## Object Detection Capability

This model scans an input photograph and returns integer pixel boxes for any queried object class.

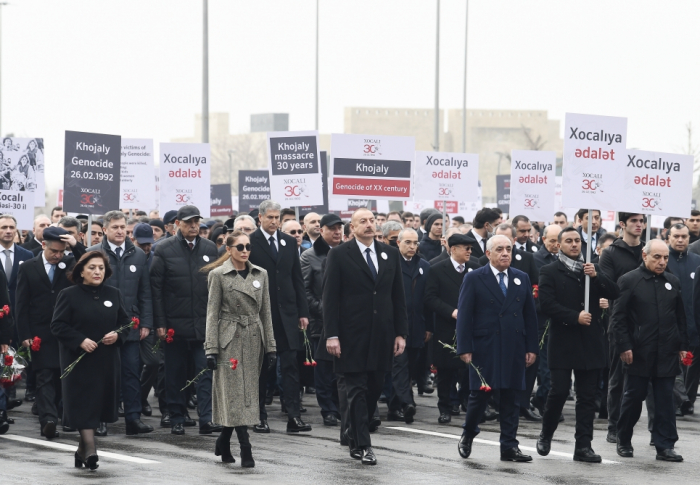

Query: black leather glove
[206,354,217,371]
[265,352,277,371]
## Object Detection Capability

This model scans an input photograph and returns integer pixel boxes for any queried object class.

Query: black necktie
[269,236,278,261]
[188,242,194,251]
[115,247,122,260]
[365,248,377,280]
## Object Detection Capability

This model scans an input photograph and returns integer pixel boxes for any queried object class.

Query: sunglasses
[287,230,303,235]
[228,243,251,252]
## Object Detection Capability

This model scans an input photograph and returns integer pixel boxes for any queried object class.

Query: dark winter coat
[300,236,332,339]
[400,256,431,349]
[665,248,700,347]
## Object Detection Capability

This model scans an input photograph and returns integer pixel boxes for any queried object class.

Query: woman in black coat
[51,251,130,471]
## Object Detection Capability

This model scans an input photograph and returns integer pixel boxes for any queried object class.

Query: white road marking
[0,434,160,464]
[387,427,619,464]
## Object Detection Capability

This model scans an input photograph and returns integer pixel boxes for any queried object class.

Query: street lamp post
[202,0,209,144]
[462,0,469,153]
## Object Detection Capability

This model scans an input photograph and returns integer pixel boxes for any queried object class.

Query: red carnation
[167,329,175,338]
[484,386,492,393]
[131,317,140,329]
[3,305,9,314]
[532,285,539,299]
[230,358,238,370]
[31,337,42,352]
[311,361,317,367]
[682,351,694,366]
[3,355,12,366]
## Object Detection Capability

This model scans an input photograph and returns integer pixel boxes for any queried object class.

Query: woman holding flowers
[51,251,131,471]
[203,230,276,468]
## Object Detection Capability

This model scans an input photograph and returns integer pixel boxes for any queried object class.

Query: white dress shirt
[473,232,485,253]
[580,230,596,250]
[42,253,54,276]
[108,240,126,255]
[489,264,508,288]
[356,239,379,273]
[264,230,278,251]
[1,244,14,275]
[450,256,465,273]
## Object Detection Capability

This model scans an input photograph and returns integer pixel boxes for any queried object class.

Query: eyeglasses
[286,230,303,235]
[228,243,251,252]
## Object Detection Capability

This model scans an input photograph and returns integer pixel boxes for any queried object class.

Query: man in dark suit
[21,214,51,255]
[456,234,538,462]
[512,215,539,253]
[576,209,604,264]
[466,208,500,259]
[282,219,308,257]
[533,224,561,272]
[323,208,408,465]
[0,215,35,308]
[249,200,310,434]
[425,234,479,423]
[16,227,83,440]
[536,227,619,463]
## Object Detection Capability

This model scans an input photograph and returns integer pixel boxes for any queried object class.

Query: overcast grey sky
[4,0,699,190]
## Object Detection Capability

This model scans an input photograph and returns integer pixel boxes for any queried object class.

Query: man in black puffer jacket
[150,205,221,436]
[418,213,444,261]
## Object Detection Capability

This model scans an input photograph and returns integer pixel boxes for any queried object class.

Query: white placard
[0,189,33,229]
[267,131,324,207]
[562,113,627,210]
[509,150,556,221]
[403,199,433,214]
[159,143,211,217]
[413,151,479,204]
[460,181,482,223]
[330,134,414,200]
[554,176,577,222]
[120,139,155,210]
[621,150,693,217]
[0,137,44,207]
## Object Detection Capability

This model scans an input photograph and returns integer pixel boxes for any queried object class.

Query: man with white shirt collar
[88,210,153,437]
[576,209,603,263]
[511,215,538,253]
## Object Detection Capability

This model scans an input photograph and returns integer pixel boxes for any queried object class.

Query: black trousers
[164,339,211,425]
[436,366,468,414]
[519,358,539,412]
[314,358,339,418]
[541,368,599,448]
[35,368,61,426]
[607,342,624,433]
[389,347,420,412]
[120,341,142,423]
[259,349,300,420]
[343,371,383,449]
[140,334,166,413]
[337,373,349,442]
[462,388,520,451]
[684,346,700,404]
[618,374,677,450]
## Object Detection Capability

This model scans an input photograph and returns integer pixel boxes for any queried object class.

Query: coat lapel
[556,260,581,282]
[444,260,465,287]
[480,266,505,303]
[254,228,277,264]
[346,240,375,283]
[373,241,387,286]
[33,257,52,289]
[503,267,521,310]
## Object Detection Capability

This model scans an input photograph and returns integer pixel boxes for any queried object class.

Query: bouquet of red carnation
[31,337,42,352]
[302,329,317,367]
[532,285,539,299]
[0,305,10,319]
[151,328,174,353]
[469,362,492,393]
[230,358,238,370]
[17,336,41,362]
[1,348,27,389]
[682,351,694,366]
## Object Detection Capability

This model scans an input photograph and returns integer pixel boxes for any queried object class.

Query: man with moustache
[456,235,538,462]
[323,208,407,465]
[512,215,539,253]
[536,227,619,463]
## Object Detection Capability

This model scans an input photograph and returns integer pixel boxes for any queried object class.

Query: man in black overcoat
[424,234,478,423]
[611,240,689,462]
[248,200,310,434]
[323,208,408,465]
[16,227,83,439]
[535,227,619,463]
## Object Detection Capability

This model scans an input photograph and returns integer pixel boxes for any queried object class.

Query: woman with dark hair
[51,251,131,471]
[203,230,276,467]
[208,223,225,249]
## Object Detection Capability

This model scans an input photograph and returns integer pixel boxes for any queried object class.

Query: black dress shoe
[0,411,9,435]
[95,422,108,437]
[171,423,185,435]
[606,430,616,443]
[7,399,22,410]
[656,448,683,462]
[142,402,152,417]
[403,404,416,424]
[361,447,377,465]
[530,396,544,415]
[483,408,498,421]
[501,447,532,462]
[387,410,405,421]
[574,446,601,463]
[183,414,197,427]
[306,387,316,395]
[323,414,338,426]
[118,403,125,417]
[458,434,473,458]
[199,422,223,434]
[649,439,655,447]
[187,396,196,410]
[24,389,36,402]
[41,421,58,439]
[438,412,452,424]
[520,408,542,422]
[378,394,388,404]
[536,433,551,456]
[126,420,154,435]
[287,417,312,433]
[31,402,38,415]
[681,402,694,415]
[300,404,307,413]
[62,425,76,432]
[344,429,361,459]
[419,386,434,395]
[369,417,381,432]
[616,442,633,458]
[160,412,171,428]
[253,420,270,433]
[450,404,461,416]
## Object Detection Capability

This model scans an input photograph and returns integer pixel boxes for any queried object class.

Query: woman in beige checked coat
[203,230,276,468]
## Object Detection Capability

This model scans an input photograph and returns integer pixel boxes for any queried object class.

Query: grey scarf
[559,251,584,273]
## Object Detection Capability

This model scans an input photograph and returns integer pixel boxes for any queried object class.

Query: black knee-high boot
[215,427,235,463]
[235,426,255,468]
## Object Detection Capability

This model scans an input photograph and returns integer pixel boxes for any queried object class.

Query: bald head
[303,212,321,240]
[542,224,562,254]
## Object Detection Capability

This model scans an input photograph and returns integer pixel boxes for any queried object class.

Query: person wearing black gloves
[203,230,276,468]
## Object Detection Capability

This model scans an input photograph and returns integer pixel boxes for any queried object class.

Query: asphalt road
[1,386,698,484]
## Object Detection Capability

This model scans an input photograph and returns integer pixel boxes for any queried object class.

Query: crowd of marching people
[0,201,698,469]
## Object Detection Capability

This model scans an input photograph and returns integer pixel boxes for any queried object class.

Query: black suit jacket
[533,247,558,272]
[21,238,41,254]
[516,240,539,254]
[322,239,408,373]
[466,229,487,259]
[248,228,309,352]
[478,247,538,285]
[16,253,76,369]
[3,243,34,308]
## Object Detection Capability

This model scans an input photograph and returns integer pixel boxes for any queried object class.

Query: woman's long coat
[204,259,276,427]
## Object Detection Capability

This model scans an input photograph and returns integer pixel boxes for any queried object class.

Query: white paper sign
[0,189,33,229]
[459,181,482,223]
[413,151,479,204]
[621,150,693,217]
[120,139,155,210]
[562,113,627,210]
[159,143,211,217]
[0,137,44,207]
[509,150,556,221]
[554,176,577,222]
[267,131,324,207]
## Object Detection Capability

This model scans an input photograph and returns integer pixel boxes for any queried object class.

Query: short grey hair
[495,223,516,239]
[382,221,403,237]
[234,214,256,227]
[0,214,17,226]
[103,210,127,226]
[58,216,82,232]
[397,228,418,241]
[259,200,281,215]
[644,238,667,255]
[486,234,512,252]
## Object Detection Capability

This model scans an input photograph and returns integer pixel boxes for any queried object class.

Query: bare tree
[521,124,547,151]
[209,134,267,194]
